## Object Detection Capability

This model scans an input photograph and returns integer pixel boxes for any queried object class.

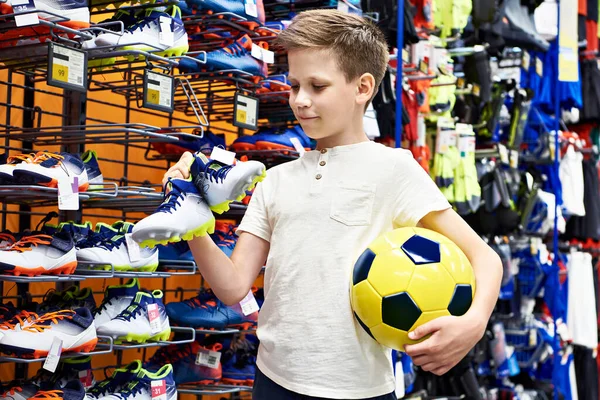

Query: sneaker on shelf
[96,290,171,344]
[178,34,267,78]
[0,308,97,358]
[186,0,265,26]
[166,289,258,330]
[55,356,96,390]
[76,221,159,272]
[0,232,77,277]
[0,152,36,184]
[221,335,257,386]
[56,221,93,249]
[85,360,142,400]
[0,231,16,249]
[169,341,223,385]
[82,9,139,50]
[81,150,104,190]
[29,380,86,400]
[257,73,291,94]
[94,6,189,58]
[0,0,90,48]
[131,177,215,248]
[98,364,177,400]
[255,125,314,151]
[229,129,275,152]
[156,241,194,262]
[93,278,140,328]
[0,302,18,323]
[210,220,237,257]
[11,151,89,192]
[151,131,226,158]
[191,152,266,214]
[0,382,41,400]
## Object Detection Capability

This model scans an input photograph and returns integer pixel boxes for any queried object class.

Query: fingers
[408,319,442,341]
[162,152,195,186]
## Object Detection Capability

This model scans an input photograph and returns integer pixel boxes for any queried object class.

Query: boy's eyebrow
[287,75,330,82]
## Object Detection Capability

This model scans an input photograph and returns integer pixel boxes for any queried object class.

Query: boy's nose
[293,90,311,108]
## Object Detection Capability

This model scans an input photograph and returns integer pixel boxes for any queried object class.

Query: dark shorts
[252,368,397,400]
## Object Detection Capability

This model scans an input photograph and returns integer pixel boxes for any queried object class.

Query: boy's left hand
[403,312,485,376]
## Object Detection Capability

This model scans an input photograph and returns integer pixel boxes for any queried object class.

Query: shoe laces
[222,42,246,57]
[201,160,233,184]
[116,380,143,398]
[5,152,36,165]
[29,389,64,399]
[156,178,187,214]
[24,310,75,332]
[0,310,40,330]
[31,151,64,164]
[6,234,52,253]
[115,301,144,322]
[1,386,22,397]
[94,296,115,316]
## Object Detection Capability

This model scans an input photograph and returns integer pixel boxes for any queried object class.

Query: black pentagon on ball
[401,235,441,265]
[353,248,376,285]
[354,312,376,340]
[382,292,421,331]
[448,284,473,316]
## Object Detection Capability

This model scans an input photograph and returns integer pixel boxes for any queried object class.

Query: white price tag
[261,48,275,64]
[195,348,222,369]
[58,176,79,211]
[51,45,86,88]
[337,0,349,13]
[151,380,166,400]
[239,290,260,316]
[43,337,63,372]
[536,57,543,77]
[12,0,38,26]
[251,43,263,61]
[158,16,174,47]
[147,303,162,334]
[245,0,258,17]
[435,130,456,154]
[145,71,173,110]
[125,233,141,262]
[522,51,530,70]
[498,144,509,165]
[289,137,306,157]
[234,93,258,129]
[210,147,236,166]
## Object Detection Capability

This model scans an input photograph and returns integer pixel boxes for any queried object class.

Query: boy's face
[288,49,360,140]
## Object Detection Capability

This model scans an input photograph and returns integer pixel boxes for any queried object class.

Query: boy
[163,10,502,399]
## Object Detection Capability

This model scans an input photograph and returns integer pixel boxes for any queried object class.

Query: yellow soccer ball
[350,227,476,351]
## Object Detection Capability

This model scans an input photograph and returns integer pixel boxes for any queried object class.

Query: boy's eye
[312,85,325,90]
[291,85,299,91]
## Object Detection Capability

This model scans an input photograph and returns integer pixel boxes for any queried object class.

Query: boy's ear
[356,73,376,105]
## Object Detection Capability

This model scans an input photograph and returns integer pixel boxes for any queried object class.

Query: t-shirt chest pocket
[330,181,376,226]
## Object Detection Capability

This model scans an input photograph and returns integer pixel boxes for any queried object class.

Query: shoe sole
[221,377,254,386]
[137,217,216,249]
[209,168,266,214]
[2,260,78,277]
[229,143,257,152]
[121,44,189,61]
[0,20,90,48]
[255,141,311,152]
[0,337,97,358]
[12,171,89,192]
[112,263,159,272]
[114,328,171,344]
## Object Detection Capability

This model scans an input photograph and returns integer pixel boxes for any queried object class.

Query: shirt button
[316,174,322,180]
[319,161,326,166]
[320,149,327,154]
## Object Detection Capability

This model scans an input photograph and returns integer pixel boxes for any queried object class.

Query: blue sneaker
[255,125,314,151]
[229,128,277,152]
[81,150,103,190]
[99,365,177,400]
[186,0,265,25]
[221,335,257,386]
[151,131,226,157]
[56,221,93,248]
[85,361,142,400]
[158,341,223,384]
[30,380,85,400]
[157,241,194,262]
[93,278,140,328]
[166,289,258,330]
[179,34,266,77]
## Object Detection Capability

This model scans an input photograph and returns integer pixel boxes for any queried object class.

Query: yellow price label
[236,109,247,124]
[402,48,409,64]
[52,64,69,83]
[419,60,428,74]
[457,77,465,89]
[472,84,480,97]
[147,89,160,105]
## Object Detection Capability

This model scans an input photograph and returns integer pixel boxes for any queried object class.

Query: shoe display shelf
[177,383,253,396]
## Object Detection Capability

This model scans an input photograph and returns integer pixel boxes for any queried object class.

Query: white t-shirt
[567,251,598,349]
[237,141,451,398]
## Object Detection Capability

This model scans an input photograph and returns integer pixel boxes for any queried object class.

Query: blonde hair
[276,9,390,99]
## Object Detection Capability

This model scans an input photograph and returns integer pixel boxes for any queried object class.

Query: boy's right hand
[162,151,195,186]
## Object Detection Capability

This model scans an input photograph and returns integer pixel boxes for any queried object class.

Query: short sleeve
[236,177,272,242]
[392,150,451,227]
